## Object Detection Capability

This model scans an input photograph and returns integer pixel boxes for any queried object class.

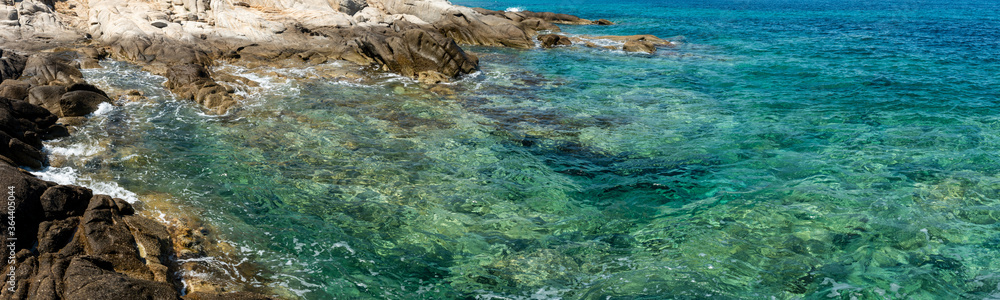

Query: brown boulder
[354,27,479,81]
[0,79,29,100]
[594,19,614,25]
[623,39,657,54]
[519,18,561,32]
[433,12,535,48]
[58,90,111,117]
[21,54,84,86]
[27,85,67,113]
[538,34,572,48]
[164,63,236,114]
[0,49,26,83]
[519,11,593,25]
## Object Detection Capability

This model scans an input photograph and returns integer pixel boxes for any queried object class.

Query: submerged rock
[0,52,272,299]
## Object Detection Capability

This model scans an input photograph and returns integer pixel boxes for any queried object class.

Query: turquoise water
[38,0,1000,298]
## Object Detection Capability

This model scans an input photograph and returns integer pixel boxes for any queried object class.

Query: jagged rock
[623,39,656,54]
[21,54,84,86]
[538,34,571,48]
[432,11,535,48]
[0,162,55,247]
[58,90,111,117]
[39,185,93,220]
[63,256,179,300]
[352,26,480,81]
[338,0,368,15]
[164,63,236,114]
[0,49,27,83]
[0,97,59,168]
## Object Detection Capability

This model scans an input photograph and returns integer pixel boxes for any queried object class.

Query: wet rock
[594,19,614,25]
[537,34,572,48]
[58,90,111,117]
[183,291,277,300]
[164,63,236,114]
[623,39,656,54]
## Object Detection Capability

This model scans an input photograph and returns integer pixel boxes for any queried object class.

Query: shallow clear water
[35,0,1000,298]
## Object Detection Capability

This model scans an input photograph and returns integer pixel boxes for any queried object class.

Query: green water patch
[47,10,1000,297]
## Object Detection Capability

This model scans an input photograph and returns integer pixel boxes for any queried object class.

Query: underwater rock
[1,84,271,299]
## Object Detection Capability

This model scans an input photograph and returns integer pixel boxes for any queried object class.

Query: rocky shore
[0,0,673,298]
[2,0,674,113]
[1,49,274,299]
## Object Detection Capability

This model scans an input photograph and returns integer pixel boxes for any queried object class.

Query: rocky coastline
[0,0,673,298]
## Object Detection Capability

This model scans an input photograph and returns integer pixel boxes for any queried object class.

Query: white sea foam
[505,7,524,12]
[91,102,116,116]
[31,166,140,203]
[45,143,104,157]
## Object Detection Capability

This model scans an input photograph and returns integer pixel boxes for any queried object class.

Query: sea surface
[32,0,1000,298]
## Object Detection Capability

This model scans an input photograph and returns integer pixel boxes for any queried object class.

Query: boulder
[518,11,593,25]
[623,39,656,54]
[0,79,30,100]
[63,256,180,300]
[27,85,67,112]
[0,49,26,83]
[58,90,111,117]
[594,19,614,25]
[432,11,535,48]
[519,18,560,32]
[164,63,237,114]
[538,34,572,48]
[353,26,480,81]
[39,185,93,220]
[21,54,84,86]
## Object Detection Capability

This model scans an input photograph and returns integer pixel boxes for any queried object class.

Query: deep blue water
[37,0,1000,298]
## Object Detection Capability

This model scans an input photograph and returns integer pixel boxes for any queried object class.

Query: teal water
[36,0,1000,298]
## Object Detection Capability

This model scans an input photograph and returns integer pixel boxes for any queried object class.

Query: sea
[30,0,1000,298]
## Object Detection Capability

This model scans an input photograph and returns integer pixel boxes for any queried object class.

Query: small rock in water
[594,19,614,25]
[623,39,656,54]
[538,34,572,48]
